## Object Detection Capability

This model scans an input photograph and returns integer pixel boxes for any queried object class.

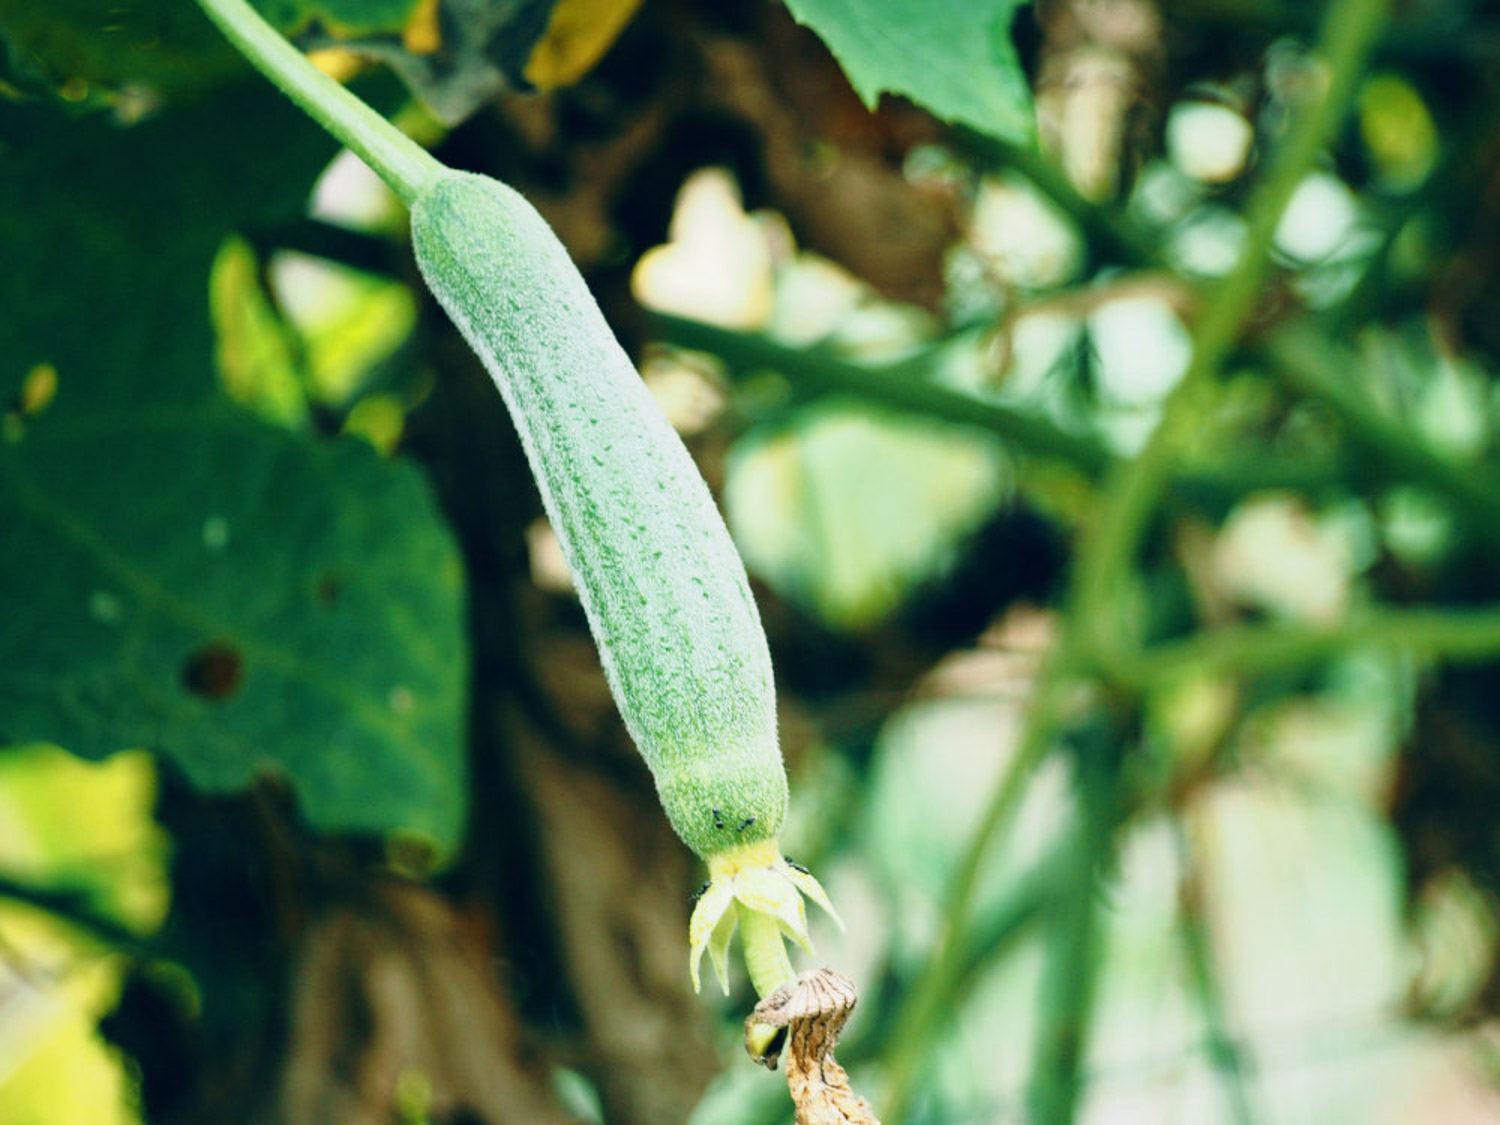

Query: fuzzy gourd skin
[411,171,787,860]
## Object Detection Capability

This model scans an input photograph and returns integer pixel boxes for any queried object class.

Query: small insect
[736,816,756,833]
[712,807,725,830]
[785,858,811,875]
[691,880,711,905]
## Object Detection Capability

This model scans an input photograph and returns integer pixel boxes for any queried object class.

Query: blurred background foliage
[5,0,1500,1123]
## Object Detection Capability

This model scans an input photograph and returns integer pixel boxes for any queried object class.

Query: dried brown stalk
[744,969,880,1125]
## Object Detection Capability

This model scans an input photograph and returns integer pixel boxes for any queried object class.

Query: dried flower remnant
[744,969,879,1125]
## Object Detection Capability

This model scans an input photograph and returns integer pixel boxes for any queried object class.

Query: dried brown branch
[746,969,880,1125]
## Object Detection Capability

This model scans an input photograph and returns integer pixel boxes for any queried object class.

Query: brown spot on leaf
[182,642,245,700]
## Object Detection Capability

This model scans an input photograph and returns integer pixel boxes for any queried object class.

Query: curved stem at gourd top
[193,0,443,205]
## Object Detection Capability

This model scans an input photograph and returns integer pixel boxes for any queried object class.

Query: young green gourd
[195,0,837,1003]
[412,172,782,863]
[412,172,839,997]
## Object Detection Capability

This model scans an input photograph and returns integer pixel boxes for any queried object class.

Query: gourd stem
[739,904,796,999]
[193,0,443,205]
[740,905,797,1062]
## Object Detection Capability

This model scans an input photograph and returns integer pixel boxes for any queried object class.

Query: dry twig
[745,969,879,1125]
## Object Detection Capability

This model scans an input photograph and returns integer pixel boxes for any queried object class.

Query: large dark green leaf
[783,0,1035,144]
[0,87,341,407]
[0,402,467,846]
[0,0,420,96]
[0,85,469,849]
[0,0,235,96]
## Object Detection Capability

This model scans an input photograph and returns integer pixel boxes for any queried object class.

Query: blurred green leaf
[255,0,419,35]
[0,86,468,848]
[0,0,419,99]
[0,87,340,408]
[0,0,236,96]
[726,406,1007,630]
[0,746,167,930]
[0,400,467,847]
[782,0,1034,143]
[210,237,310,427]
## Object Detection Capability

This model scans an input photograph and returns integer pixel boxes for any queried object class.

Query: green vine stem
[956,129,1165,270]
[1069,0,1392,661]
[193,0,441,204]
[651,312,1358,505]
[1026,2,1389,1119]
[881,2,1392,1121]
[652,312,1112,475]
[1173,818,1260,1125]
[873,538,1500,1122]
[1116,604,1500,689]
[878,669,1072,1123]
[1259,326,1500,545]
[1026,735,1116,1125]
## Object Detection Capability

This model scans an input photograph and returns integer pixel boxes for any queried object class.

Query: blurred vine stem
[651,313,1361,506]
[1117,604,1500,688]
[1259,326,1500,548]
[878,1,1393,1122]
[875,677,1071,1123]
[1069,0,1392,654]
[1174,817,1260,1125]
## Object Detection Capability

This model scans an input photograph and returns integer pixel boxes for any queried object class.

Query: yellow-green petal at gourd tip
[689,838,842,995]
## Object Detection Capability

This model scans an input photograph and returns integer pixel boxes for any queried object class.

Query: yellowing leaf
[524,0,646,89]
